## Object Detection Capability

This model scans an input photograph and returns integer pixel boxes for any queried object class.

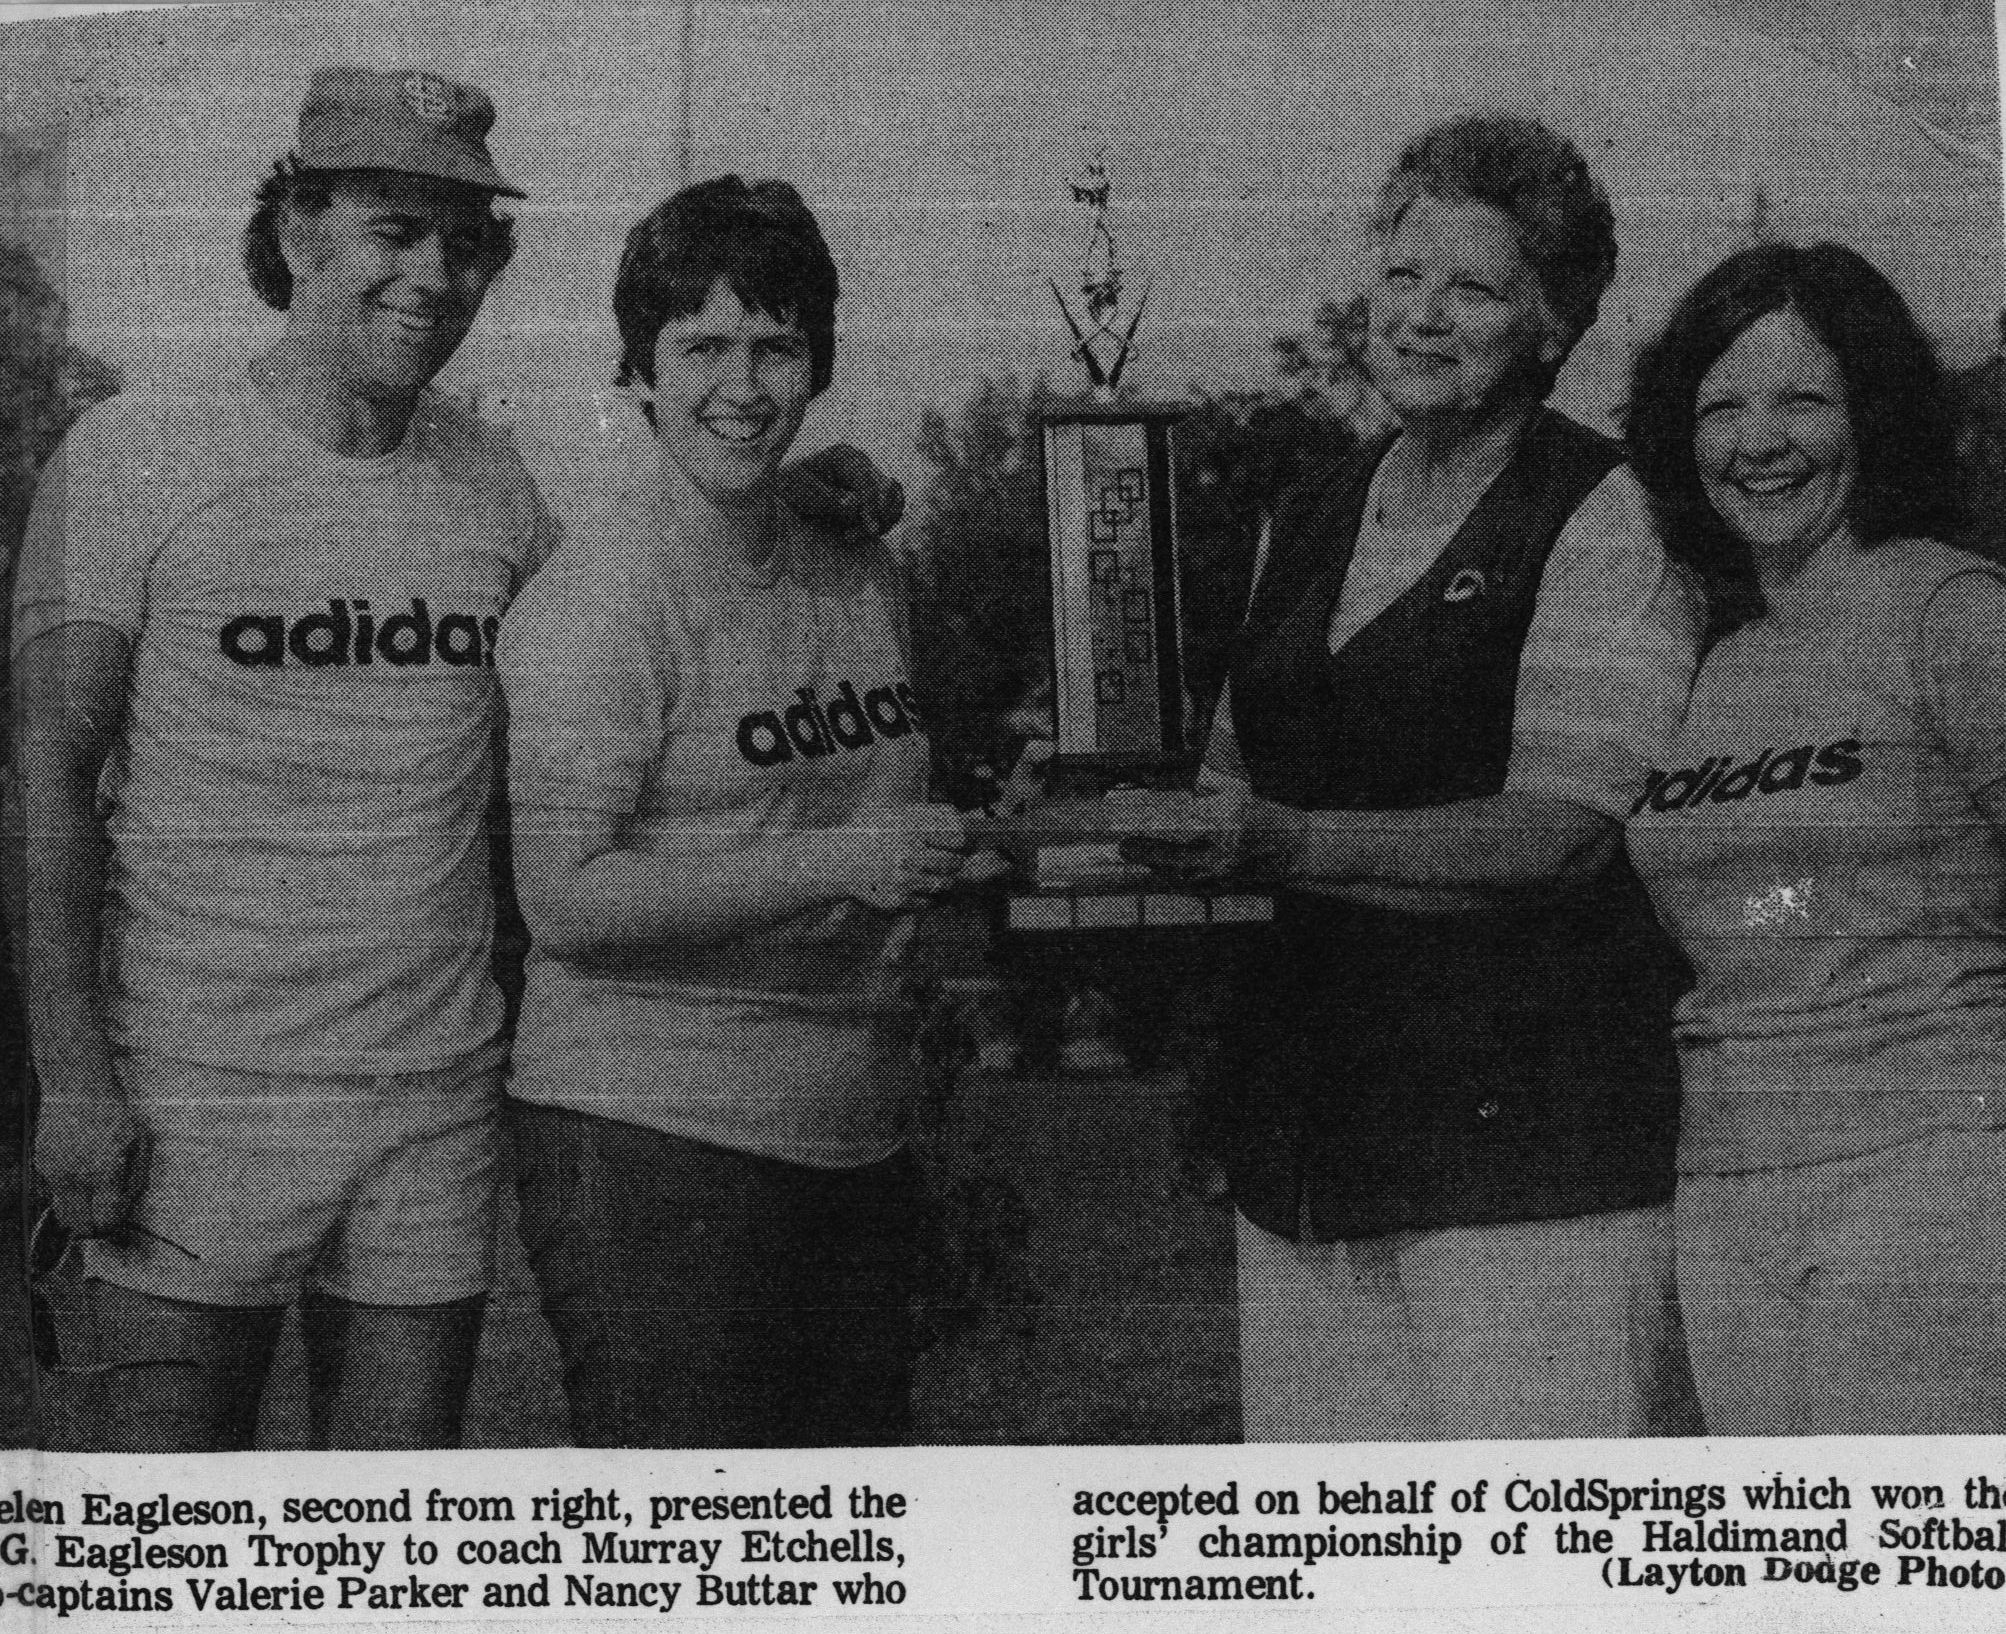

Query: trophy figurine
[1040,158,1187,776]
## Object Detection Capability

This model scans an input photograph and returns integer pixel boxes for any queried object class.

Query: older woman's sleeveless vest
[1217,411,1684,1241]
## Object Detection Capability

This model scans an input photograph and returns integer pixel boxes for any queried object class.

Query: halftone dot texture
[1238,1207,1703,1441]
[1679,1128,2006,1435]
[11,0,2000,503]
[3,0,2001,1450]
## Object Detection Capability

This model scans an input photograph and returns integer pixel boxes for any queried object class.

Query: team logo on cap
[402,73,458,123]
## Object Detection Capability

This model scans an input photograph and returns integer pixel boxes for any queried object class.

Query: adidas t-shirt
[497,495,932,1169]
[1626,537,2006,1174]
[14,369,557,1074]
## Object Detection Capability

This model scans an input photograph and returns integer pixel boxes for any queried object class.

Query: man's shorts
[82,1051,503,1308]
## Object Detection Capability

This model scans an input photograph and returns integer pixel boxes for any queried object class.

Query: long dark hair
[1628,241,1960,642]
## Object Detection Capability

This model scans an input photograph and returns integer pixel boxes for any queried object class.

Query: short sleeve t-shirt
[14,369,557,1073]
[497,498,932,1169]
[1625,538,2006,1174]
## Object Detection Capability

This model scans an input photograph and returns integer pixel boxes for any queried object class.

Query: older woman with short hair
[1625,242,2006,1433]
[1201,115,1701,1440]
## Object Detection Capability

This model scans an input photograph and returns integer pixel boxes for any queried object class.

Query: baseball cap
[297,65,525,198]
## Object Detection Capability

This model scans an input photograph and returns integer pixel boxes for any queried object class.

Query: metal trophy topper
[1042,158,1187,774]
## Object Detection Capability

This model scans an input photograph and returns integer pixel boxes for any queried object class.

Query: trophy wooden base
[973,798,1272,936]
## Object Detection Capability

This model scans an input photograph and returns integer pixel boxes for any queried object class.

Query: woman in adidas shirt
[497,178,967,1447]
[1625,242,2006,1433]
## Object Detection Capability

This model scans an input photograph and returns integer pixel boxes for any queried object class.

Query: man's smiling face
[644,276,815,509]
[283,172,505,399]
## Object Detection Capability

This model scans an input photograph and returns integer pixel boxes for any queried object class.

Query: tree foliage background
[0,131,123,705]
[1,237,121,549]
[906,299,1372,796]
[0,128,120,1130]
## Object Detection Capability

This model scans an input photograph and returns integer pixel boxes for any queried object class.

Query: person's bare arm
[1091,652,1619,908]
[1082,778,1617,910]
[512,801,966,966]
[1245,470,1683,911]
[1250,791,1621,910]
[13,622,147,1233]
[1073,665,1602,908]
[1922,568,2006,850]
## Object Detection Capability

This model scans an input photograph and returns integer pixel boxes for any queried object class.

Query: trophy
[1040,158,1187,777]
[996,160,1271,934]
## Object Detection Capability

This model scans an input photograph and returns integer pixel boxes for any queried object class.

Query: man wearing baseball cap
[14,66,897,1449]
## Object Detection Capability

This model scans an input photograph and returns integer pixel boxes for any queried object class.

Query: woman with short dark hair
[498,177,964,1447]
[612,177,838,403]
[1625,242,2006,1433]
[1192,113,1699,1439]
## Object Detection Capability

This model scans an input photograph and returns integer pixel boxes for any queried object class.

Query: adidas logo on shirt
[220,598,500,668]
[736,679,925,766]
[1631,739,1863,816]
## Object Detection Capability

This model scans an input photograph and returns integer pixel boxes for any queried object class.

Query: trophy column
[1041,405,1186,775]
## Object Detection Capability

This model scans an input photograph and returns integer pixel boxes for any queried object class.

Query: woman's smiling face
[1364,192,1566,431]
[1693,306,1857,570]
[645,276,815,509]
